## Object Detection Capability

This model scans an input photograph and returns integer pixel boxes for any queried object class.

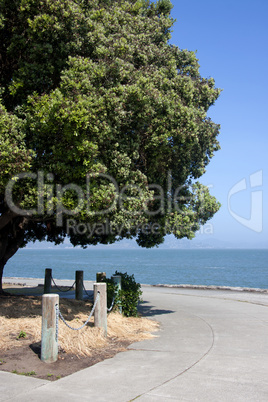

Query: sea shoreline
[5,249,268,290]
[3,276,268,294]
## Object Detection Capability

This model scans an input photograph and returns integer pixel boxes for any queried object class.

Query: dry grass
[0,296,159,357]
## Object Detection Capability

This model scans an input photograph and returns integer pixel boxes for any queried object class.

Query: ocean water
[4,248,268,289]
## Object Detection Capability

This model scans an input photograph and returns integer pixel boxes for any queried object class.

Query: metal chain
[83,283,93,300]
[55,304,59,342]
[58,292,100,331]
[107,296,116,312]
[51,276,75,292]
[83,282,117,312]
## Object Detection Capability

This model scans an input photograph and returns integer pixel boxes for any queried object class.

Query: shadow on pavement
[138,300,175,317]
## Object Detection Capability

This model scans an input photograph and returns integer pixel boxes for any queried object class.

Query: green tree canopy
[0,0,221,293]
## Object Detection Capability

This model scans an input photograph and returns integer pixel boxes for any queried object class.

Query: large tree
[0,0,221,293]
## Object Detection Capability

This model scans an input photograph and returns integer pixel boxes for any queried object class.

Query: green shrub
[107,271,142,317]
[105,278,117,310]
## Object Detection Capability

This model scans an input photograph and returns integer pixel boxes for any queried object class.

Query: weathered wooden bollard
[94,283,107,337]
[44,268,52,294]
[96,272,106,282]
[41,294,59,363]
[75,270,84,300]
[112,275,122,313]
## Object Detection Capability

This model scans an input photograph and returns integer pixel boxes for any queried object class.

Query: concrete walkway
[1,281,268,401]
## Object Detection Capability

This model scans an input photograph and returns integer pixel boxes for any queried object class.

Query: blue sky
[169,0,268,247]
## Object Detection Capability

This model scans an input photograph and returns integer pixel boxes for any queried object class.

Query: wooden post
[75,270,84,300]
[112,275,122,313]
[96,272,106,282]
[94,283,107,337]
[44,268,52,294]
[41,294,59,363]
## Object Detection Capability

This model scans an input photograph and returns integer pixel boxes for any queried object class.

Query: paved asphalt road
[1,281,268,401]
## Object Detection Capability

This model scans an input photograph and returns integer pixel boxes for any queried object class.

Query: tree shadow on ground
[2,285,93,300]
[2,285,78,296]
[138,300,175,317]
[0,294,94,321]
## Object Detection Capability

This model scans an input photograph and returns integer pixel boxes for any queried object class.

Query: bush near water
[106,272,142,317]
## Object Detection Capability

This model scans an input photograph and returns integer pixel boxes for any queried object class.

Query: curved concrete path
[1,283,268,401]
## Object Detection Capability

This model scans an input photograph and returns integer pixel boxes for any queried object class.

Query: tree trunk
[0,216,29,295]
[0,240,24,295]
[0,259,9,295]
[0,227,9,295]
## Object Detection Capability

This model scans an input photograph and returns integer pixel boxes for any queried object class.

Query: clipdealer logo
[228,170,263,233]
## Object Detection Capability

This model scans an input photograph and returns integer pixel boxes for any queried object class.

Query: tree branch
[3,217,29,263]
[0,210,18,231]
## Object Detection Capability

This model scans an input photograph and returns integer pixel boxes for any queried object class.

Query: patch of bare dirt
[0,338,132,381]
[0,294,158,381]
